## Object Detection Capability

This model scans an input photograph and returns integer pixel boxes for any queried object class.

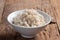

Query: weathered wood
[39,0,59,40]
[0,0,5,23]
[50,0,60,33]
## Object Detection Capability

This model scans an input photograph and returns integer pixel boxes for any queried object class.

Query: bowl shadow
[0,32,35,40]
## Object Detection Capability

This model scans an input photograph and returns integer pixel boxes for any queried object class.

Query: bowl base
[21,34,35,38]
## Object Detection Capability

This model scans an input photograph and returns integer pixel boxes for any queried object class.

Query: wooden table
[0,0,60,40]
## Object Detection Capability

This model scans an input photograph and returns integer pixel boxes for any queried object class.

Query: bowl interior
[37,10,51,23]
[7,10,51,28]
[7,10,24,24]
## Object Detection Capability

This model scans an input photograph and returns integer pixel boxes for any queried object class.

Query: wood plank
[0,0,5,23]
[40,0,60,40]
[1,0,60,40]
[50,0,60,33]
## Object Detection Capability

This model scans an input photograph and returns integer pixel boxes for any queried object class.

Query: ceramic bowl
[7,9,51,38]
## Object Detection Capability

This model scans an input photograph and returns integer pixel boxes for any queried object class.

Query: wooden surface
[0,0,60,40]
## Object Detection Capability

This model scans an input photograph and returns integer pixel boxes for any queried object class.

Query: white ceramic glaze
[7,9,51,38]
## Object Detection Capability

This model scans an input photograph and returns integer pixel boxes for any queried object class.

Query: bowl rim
[7,9,52,28]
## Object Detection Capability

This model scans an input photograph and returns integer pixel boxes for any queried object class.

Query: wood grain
[40,0,59,40]
[50,0,60,32]
[0,0,60,40]
[0,0,5,23]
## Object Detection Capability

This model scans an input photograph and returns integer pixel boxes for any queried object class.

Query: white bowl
[7,9,51,38]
